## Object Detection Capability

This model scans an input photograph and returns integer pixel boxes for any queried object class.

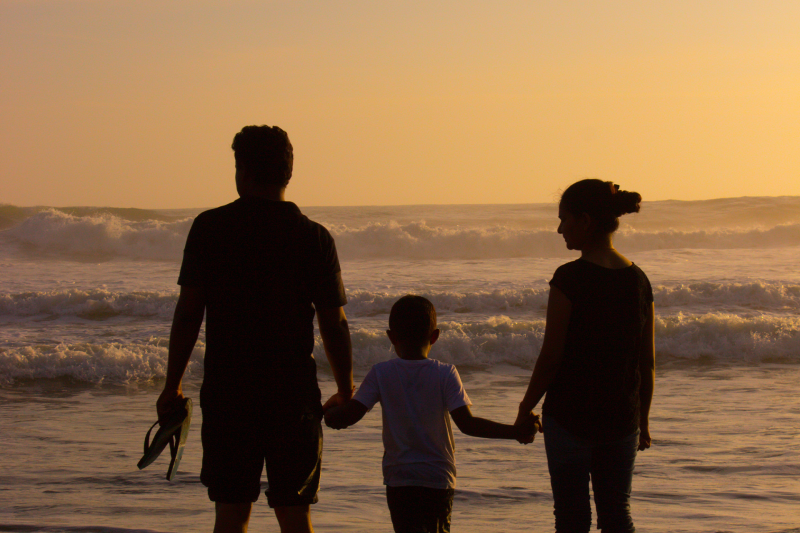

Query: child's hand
[323,397,369,430]
[514,411,542,444]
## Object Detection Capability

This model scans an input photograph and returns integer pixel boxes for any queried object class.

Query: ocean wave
[3,282,798,319]
[3,209,192,261]
[655,312,800,364]
[0,341,205,384]
[0,289,179,319]
[338,314,800,368]
[3,209,800,261]
[653,282,800,311]
[350,282,800,315]
[331,221,800,259]
[2,314,798,383]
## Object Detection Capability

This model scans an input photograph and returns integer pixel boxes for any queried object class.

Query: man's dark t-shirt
[543,259,654,442]
[178,198,347,414]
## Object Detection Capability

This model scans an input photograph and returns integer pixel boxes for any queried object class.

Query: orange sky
[2,1,799,208]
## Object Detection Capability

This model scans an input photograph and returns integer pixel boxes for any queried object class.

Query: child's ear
[386,329,398,345]
[429,328,441,345]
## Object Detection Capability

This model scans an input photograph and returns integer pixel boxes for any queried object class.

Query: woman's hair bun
[560,179,642,235]
[612,189,642,217]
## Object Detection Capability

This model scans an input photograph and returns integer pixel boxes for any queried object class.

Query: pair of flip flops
[137,397,193,481]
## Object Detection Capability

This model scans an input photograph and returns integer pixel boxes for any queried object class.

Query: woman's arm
[515,285,571,426]
[638,302,655,450]
[450,405,541,443]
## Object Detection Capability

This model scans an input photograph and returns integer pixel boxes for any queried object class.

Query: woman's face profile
[557,206,589,250]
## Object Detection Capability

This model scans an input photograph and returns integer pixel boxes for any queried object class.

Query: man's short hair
[231,125,293,187]
[389,295,437,347]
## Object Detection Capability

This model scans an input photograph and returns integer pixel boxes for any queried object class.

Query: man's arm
[450,405,540,443]
[515,285,571,426]
[324,399,369,429]
[638,302,655,451]
[316,306,354,410]
[156,285,205,421]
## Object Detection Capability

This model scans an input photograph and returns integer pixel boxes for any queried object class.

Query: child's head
[388,295,439,357]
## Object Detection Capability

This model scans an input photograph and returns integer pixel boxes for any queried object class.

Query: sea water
[0,198,799,532]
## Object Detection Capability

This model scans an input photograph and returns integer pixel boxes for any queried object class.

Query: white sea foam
[4,208,800,261]
[3,282,798,319]
[0,341,205,384]
[331,221,800,259]
[4,209,192,261]
[0,289,179,318]
[2,314,797,382]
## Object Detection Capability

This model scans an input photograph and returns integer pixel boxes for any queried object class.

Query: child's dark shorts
[386,485,455,533]
[200,401,323,508]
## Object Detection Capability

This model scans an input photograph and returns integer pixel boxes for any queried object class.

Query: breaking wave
[3,209,192,261]
[331,221,800,259]
[0,341,205,384]
[0,282,800,320]
[2,314,797,383]
[3,209,800,262]
[2,282,798,319]
[0,289,179,319]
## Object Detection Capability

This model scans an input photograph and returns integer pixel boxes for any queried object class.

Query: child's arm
[450,405,540,443]
[324,399,369,430]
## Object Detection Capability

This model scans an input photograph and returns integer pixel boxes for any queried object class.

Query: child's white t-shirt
[352,357,471,490]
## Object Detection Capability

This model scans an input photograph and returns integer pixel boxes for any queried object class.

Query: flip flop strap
[166,429,179,480]
[143,420,159,454]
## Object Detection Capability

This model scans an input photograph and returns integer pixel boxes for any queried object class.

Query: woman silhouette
[516,179,655,532]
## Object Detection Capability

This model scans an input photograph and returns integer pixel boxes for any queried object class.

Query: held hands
[514,410,543,444]
[324,407,348,430]
[322,386,355,414]
[323,386,366,430]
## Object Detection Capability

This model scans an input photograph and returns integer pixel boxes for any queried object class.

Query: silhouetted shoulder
[630,264,654,304]
[549,260,585,302]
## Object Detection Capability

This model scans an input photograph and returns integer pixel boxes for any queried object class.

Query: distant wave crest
[332,221,800,259]
[2,313,798,383]
[4,209,191,261]
[0,289,179,319]
[3,210,800,261]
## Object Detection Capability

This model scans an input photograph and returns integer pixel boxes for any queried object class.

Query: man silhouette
[157,125,354,533]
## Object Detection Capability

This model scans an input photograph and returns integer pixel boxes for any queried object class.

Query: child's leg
[544,415,593,533]
[386,486,455,533]
[590,429,638,533]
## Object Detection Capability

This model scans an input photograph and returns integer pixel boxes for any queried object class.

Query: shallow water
[1,366,798,533]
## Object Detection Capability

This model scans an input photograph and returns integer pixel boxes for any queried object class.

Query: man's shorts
[200,401,323,507]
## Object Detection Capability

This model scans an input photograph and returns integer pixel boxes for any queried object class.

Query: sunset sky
[2,1,799,208]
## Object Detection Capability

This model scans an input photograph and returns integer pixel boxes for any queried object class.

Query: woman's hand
[514,409,543,444]
[638,425,651,451]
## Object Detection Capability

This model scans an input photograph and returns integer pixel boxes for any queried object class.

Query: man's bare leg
[214,502,252,533]
[274,505,313,533]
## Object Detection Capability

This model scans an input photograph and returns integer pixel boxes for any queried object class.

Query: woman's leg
[544,415,593,533]
[591,429,639,533]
